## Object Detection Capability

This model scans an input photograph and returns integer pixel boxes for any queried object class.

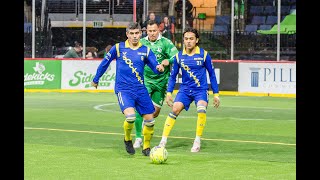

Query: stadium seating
[282,0,293,5]
[244,25,258,32]
[263,6,276,16]
[250,6,264,15]
[250,0,264,6]
[263,0,275,6]
[214,15,231,25]
[258,25,272,30]
[213,25,229,35]
[265,16,278,25]
[251,16,266,25]
[281,6,291,15]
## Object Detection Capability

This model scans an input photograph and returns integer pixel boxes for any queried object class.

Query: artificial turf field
[24,92,296,179]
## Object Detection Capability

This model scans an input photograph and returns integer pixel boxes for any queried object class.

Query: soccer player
[158,27,220,152]
[132,20,179,149]
[91,22,164,156]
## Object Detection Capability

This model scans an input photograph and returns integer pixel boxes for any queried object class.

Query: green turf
[24,92,296,179]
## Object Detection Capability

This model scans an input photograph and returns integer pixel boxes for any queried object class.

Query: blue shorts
[116,89,155,115]
[174,89,209,111]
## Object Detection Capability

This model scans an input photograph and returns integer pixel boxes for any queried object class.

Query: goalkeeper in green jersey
[133,20,179,149]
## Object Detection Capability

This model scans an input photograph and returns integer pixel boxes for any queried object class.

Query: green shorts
[145,82,166,108]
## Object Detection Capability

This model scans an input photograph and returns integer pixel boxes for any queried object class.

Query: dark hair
[126,22,141,32]
[183,27,199,38]
[147,20,159,27]
[183,27,200,44]
[74,41,82,47]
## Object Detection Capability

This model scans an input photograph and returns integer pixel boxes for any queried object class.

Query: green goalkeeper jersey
[140,35,179,86]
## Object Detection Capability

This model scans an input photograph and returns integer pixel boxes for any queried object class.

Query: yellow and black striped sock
[143,118,155,149]
[123,114,135,141]
[162,112,177,138]
[196,105,207,137]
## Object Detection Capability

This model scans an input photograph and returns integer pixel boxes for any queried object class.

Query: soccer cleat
[133,138,143,149]
[142,148,151,156]
[159,140,167,148]
[191,141,201,153]
[124,139,135,155]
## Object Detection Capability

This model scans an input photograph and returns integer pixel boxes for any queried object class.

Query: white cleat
[159,140,167,148]
[133,138,143,149]
[191,141,201,152]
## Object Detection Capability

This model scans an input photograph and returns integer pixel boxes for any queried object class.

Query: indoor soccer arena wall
[24,59,296,97]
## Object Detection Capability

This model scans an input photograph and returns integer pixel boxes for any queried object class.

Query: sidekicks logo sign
[24,60,61,89]
[61,60,116,89]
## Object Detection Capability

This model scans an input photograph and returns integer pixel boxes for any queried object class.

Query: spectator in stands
[97,44,113,58]
[159,16,175,42]
[85,47,98,59]
[141,12,160,37]
[175,0,194,28]
[63,41,83,58]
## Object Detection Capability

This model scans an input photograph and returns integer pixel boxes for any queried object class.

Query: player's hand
[213,96,220,108]
[161,59,170,67]
[91,82,98,89]
[166,94,173,107]
[156,64,164,72]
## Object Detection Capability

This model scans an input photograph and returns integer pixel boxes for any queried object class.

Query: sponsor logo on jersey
[181,62,200,87]
[194,57,203,61]
[122,52,143,84]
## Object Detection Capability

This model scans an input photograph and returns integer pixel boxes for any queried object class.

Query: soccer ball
[149,146,168,164]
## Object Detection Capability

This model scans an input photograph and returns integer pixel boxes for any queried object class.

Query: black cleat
[124,139,135,155]
[142,148,151,156]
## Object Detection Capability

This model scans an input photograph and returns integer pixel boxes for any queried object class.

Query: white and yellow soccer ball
[150,146,168,164]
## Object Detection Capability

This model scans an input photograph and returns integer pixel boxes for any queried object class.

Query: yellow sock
[143,126,154,149]
[196,112,206,137]
[162,112,177,137]
[123,120,134,141]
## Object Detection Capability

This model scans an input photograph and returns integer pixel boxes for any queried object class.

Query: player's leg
[191,90,209,152]
[133,110,143,148]
[133,84,153,148]
[159,91,192,147]
[135,90,156,156]
[117,91,136,155]
[135,90,164,151]
[151,90,166,118]
[141,113,155,156]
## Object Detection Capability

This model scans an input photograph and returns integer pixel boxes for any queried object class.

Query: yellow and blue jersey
[93,40,160,93]
[167,46,219,94]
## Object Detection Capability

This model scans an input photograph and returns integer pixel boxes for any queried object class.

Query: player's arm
[166,55,180,107]
[204,52,220,108]
[91,45,117,88]
[146,47,164,73]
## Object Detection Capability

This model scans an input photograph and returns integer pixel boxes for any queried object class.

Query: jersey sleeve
[167,55,180,93]
[146,47,161,74]
[204,52,219,95]
[92,45,117,83]
[165,40,179,64]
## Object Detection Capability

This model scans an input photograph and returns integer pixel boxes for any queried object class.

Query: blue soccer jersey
[167,46,219,95]
[93,40,160,93]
